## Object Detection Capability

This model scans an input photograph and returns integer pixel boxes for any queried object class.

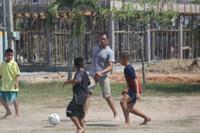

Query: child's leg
[120,94,131,126]
[128,104,151,125]
[84,94,91,122]
[78,118,84,129]
[0,93,12,118]
[70,116,84,132]
[13,101,20,117]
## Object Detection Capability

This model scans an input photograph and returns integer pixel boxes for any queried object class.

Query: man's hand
[136,93,141,101]
[14,82,19,89]
[94,72,102,80]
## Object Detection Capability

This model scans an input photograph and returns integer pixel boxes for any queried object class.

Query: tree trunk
[67,36,75,80]
[140,33,146,85]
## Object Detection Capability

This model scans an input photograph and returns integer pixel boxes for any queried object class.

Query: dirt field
[1,59,199,133]
[1,96,200,133]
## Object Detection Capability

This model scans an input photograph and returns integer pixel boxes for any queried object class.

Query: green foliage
[192,0,200,4]
[47,0,74,25]
[145,83,200,96]
[155,11,178,26]
[113,0,178,30]
[48,0,100,36]
[71,10,86,37]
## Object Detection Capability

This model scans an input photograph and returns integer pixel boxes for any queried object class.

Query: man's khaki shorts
[88,76,111,99]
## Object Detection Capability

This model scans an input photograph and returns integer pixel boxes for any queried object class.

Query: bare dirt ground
[1,59,199,133]
[1,96,200,133]
[111,73,200,84]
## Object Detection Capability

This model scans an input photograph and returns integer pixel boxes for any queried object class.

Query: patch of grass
[18,81,200,103]
[144,83,200,96]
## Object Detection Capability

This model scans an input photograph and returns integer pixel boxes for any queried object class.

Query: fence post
[147,24,151,62]
[180,17,184,59]
[46,23,52,64]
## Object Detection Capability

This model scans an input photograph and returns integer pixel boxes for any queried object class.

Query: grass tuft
[18,81,200,103]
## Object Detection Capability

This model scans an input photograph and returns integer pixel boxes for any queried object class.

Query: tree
[112,0,177,84]
[48,0,100,79]
[48,0,177,84]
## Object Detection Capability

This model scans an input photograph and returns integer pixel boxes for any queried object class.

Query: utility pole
[110,0,115,59]
[2,0,7,58]
[6,0,14,50]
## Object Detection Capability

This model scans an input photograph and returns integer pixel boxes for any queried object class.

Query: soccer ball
[48,113,60,125]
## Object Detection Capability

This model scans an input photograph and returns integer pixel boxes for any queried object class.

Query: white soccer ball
[48,113,60,125]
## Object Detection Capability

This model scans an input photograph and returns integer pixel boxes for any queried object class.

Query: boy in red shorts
[120,52,151,127]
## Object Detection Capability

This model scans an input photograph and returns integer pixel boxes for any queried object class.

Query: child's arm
[122,86,128,95]
[63,79,79,88]
[133,79,141,100]
[14,75,20,89]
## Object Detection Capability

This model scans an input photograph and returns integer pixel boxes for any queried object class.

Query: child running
[120,52,151,127]
[0,48,20,118]
[63,57,90,133]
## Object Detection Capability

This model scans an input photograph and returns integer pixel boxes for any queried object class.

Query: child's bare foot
[76,128,84,133]
[140,117,151,125]
[15,114,20,119]
[123,123,130,128]
[83,118,88,123]
[2,111,12,119]
[113,115,120,121]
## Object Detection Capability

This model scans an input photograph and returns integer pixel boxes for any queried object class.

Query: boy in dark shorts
[120,52,151,127]
[63,57,90,133]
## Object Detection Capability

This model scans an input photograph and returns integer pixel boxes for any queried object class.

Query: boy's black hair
[5,48,14,54]
[74,57,84,68]
[100,32,109,39]
[120,52,129,60]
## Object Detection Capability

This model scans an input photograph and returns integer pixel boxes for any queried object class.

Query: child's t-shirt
[72,70,90,105]
[124,64,139,94]
[0,60,20,91]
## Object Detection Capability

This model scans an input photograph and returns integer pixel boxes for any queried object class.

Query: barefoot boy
[120,52,151,127]
[0,48,20,118]
[63,57,90,133]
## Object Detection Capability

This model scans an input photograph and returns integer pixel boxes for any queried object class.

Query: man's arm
[101,61,113,74]
[95,61,113,79]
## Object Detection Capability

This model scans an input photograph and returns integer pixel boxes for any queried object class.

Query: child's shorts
[0,91,18,103]
[127,91,137,105]
[66,102,85,119]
